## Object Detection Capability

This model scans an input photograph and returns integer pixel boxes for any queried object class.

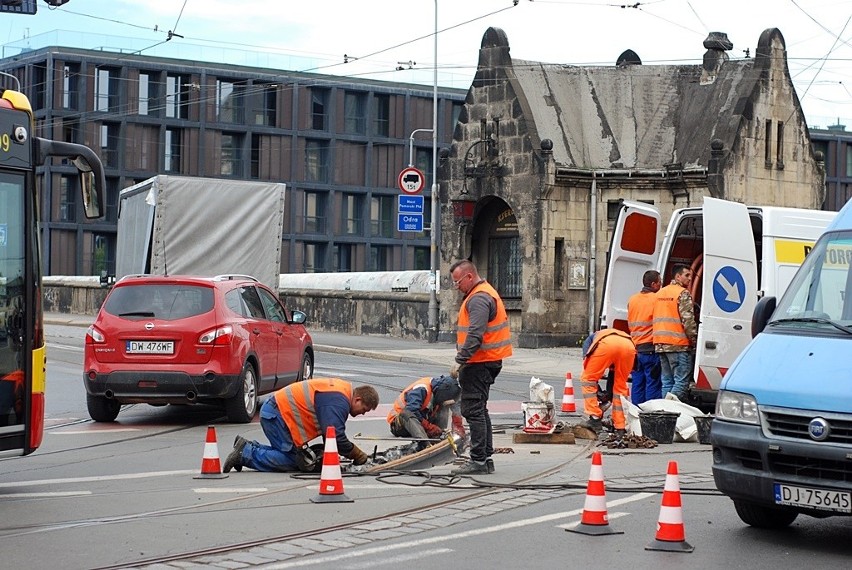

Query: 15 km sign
[398,167,425,195]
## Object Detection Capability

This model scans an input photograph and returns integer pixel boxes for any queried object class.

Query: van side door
[600,200,661,332]
[695,198,758,392]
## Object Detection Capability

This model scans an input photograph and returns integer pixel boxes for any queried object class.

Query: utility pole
[428,0,440,343]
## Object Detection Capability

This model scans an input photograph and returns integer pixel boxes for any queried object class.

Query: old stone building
[438,27,824,348]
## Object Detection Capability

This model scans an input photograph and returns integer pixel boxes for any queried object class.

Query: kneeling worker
[224,378,379,473]
[388,375,463,444]
[579,329,637,437]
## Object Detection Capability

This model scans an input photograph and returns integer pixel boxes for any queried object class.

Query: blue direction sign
[398,195,424,214]
[713,266,746,313]
[398,213,424,232]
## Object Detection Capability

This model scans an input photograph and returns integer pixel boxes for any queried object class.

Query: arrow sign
[712,266,746,313]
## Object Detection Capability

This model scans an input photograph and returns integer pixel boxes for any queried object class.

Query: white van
[601,197,835,406]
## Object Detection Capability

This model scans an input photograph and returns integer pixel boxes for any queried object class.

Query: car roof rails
[213,274,258,282]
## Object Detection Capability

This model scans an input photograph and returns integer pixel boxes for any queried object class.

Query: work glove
[452,414,467,438]
[421,419,443,439]
[449,362,461,380]
[347,445,368,466]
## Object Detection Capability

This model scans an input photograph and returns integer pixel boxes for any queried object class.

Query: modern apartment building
[0,46,466,276]
[810,125,852,211]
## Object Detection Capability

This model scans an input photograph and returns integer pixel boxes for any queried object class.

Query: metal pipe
[428,0,440,342]
[588,172,597,335]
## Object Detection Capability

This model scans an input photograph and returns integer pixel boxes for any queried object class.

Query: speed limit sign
[398,167,425,194]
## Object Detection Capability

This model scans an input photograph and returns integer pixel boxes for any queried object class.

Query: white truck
[600,197,835,407]
[115,175,286,290]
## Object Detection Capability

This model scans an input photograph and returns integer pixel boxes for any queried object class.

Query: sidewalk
[44,312,585,379]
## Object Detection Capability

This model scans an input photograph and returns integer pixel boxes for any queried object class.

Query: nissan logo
[808,417,830,441]
[145,322,155,330]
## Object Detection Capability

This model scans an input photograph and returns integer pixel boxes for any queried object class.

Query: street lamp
[427,0,439,343]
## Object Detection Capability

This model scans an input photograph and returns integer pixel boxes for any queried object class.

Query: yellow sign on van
[775,239,816,264]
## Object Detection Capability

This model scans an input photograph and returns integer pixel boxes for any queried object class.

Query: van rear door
[695,198,758,392]
[600,200,661,333]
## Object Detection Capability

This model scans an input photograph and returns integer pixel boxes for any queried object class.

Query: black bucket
[639,411,680,444]
[694,415,714,445]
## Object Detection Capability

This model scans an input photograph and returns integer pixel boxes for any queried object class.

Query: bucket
[522,401,555,433]
[694,415,714,445]
[639,411,680,444]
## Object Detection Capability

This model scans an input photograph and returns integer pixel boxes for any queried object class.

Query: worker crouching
[388,375,464,448]
[578,329,637,437]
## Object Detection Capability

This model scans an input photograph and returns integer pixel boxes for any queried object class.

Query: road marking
[344,548,453,569]
[51,428,140,434]
[49,343,83,352]
[557,510,629,529]
[0,470,196,489]
[194,487,269,494]
[264,493,655,569]
[0,491,92,498]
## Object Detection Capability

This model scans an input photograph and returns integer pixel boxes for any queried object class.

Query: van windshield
[770,231,852,332]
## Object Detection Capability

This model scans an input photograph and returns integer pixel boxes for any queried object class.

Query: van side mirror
[751,296,776,337]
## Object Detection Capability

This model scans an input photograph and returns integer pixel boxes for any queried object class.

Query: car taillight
[86,325,105,344]
[199,325,233,345]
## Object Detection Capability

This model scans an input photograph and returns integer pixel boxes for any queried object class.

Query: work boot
[615,429,626,438]
[450,460,488,476]
[578,416,603,434]
[485,457,495,474]
[224,436,247,473]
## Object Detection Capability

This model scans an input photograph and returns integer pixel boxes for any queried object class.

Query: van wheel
[87,394,120,422]
[298,352,314,381]
[733,499,798,528]
[226,362,257,423]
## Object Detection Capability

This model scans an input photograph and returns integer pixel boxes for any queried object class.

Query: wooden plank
[512,431,575,444]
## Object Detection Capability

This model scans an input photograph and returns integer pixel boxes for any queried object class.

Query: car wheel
[226,361,258,423]
[87,394,120,422]
[733,499,798,528]
[298,352,314,381]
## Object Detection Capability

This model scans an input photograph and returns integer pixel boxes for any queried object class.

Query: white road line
[193,487,269,494]
[51,428,140,434]
[0,491,92,498]
[344,548,453,570]
[49,344,83,352]
[0,470,196,489]
[265,493,655,569]
[557,510,629,529]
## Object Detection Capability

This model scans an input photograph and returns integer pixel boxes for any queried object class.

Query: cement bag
[638,394,704,442]
[622,396,643,435]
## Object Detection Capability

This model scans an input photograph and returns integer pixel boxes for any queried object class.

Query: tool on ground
[310,425,354,504]
[193,425,228,480]
[567,450,623,536]
[353,434,443,443]
[646,460,694,552]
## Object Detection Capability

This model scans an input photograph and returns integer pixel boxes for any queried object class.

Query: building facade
[811,125,852,211]
[0,46,466,276]
[438,27,825,348]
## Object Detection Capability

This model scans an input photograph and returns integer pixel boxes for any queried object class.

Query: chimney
[700,32,733,85]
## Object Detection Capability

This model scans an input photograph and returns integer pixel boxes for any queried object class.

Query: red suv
[83,275,314,423]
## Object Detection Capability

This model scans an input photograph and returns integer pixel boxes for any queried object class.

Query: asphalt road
[0,325,849,569]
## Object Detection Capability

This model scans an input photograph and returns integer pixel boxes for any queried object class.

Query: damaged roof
[482,27,785,170]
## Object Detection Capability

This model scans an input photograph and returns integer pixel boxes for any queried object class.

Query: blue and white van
[711,198,852,528]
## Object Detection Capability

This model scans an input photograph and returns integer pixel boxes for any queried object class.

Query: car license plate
[774,483,852,513]
[126,340,174,354]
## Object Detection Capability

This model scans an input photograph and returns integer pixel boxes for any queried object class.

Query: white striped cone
[193,425,228,479]
[567,450,623,536]
[561,373,577,414]
[645,460,694,552]
[310,425,354,503]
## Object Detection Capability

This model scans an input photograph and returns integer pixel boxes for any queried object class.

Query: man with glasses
[448,259,512,475]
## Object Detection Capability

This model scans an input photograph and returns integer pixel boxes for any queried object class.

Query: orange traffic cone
[560,372,577,414]
[310,425,354,503]
[193,425,228,479]
[567,450,623,536]
[646,460,694,552]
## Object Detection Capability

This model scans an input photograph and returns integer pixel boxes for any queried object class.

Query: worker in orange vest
[578,329,637,436]
[653,264,698,400]
[224,378,379,473]
[627,270,662,404]
[387,375,463,446]
[449,259,512,475]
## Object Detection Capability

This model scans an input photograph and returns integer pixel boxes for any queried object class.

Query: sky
[3,0,852,128]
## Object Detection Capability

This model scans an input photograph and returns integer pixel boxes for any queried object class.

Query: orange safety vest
[456,281,513,363]
[627,291,656,346]
[652,284,690,347]
[387,377,433,424]
[274,378,352,447]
